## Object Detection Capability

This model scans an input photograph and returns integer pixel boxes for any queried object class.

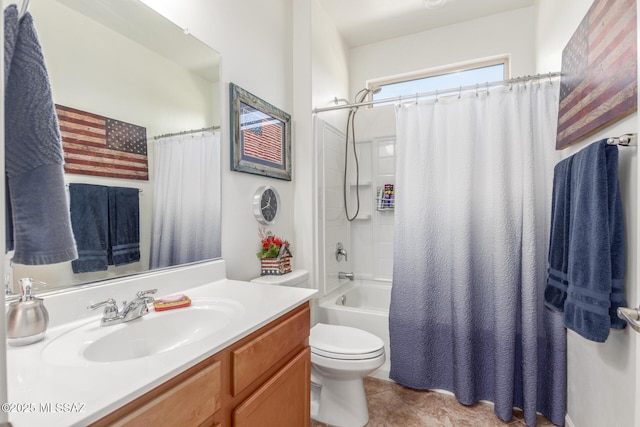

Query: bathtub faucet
[335,242,348,262]
[338,271,354,281]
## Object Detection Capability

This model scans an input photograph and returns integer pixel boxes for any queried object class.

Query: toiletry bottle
[6,278,50,346]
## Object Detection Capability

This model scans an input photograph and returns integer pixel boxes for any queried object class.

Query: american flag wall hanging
[241,103,285,167]
[556,0,637,150]
[56,104,149,180]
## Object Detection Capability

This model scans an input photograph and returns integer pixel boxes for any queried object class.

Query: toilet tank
[250,269,309,287]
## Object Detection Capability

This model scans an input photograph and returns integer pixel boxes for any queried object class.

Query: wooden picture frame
[230,83,291,181]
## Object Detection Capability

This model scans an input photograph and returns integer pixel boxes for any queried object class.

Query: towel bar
[617,307,640,332]
[606,133,637,146]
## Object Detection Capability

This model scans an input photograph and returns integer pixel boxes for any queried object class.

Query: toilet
[251,270,386,427]
[309,323,385,427]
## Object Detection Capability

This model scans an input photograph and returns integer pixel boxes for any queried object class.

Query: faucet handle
[136,289,157,299]
[87,298,120,320]
[87,298,117,311]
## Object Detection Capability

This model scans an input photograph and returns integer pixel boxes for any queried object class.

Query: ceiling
[317,0,535,47]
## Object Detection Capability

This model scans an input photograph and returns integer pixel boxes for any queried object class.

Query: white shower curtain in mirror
[390,82,566,426]
[150,132,221,269]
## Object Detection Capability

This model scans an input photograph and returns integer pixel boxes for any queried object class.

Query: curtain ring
[458,86,462,99]
[475,83,479,97]
[435,90,439,102]
[415,93,419,104]
[548,72,553,86]
[486,81,489,95]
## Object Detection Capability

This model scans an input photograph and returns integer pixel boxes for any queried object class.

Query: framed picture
[555,0,637,149]
[230,83,292,181]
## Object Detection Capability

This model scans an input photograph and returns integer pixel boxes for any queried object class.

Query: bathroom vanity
[93,303,310,426]
[5,260,316,427]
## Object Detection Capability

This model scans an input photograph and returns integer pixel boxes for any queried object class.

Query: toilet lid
[310,323,384,360]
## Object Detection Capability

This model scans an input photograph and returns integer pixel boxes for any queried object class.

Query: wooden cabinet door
[233,347,310,427]
[92,360,222,427]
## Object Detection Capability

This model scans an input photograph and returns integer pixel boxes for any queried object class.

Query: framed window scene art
[230,83,292,181]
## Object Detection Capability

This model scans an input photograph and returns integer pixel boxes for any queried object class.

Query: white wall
[350,6,536,100]
[140,0,297,282]
[312,0,350,131]
[535,1,639,427]
[311,0,351,292]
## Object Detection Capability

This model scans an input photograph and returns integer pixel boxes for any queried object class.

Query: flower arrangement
[257,228,291,259]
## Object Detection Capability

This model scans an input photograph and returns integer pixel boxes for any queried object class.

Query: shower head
[354,86,382,104]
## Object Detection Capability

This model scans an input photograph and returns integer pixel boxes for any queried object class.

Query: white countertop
[5,264,317,427]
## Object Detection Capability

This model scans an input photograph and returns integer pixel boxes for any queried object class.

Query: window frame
[366,55,510,105]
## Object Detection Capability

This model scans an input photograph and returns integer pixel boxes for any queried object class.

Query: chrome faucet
[338,271,354,281]
[88,289,157,326]
[335,242,348,262]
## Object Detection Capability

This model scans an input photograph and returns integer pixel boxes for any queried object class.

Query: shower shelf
[352,214,372,221]
[376,200,395,211]
[350,181,372,186]
[376,189,395,211]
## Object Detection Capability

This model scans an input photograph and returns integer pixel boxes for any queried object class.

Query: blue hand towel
[558,140,626,342]
[544,156,573,311]
[108,187,140,266]
[69,184,109,273]
[4,7,77,264]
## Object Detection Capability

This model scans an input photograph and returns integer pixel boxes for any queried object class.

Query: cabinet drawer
[106,360,222,427]
[233,347,311,427]
[232,305,310,396]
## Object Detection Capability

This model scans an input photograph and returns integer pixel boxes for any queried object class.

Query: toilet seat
[310,323,384,360]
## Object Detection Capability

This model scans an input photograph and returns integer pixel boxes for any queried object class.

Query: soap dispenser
[6,278,50,346]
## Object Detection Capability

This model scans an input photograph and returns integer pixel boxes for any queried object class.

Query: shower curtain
[389,83,566,426]
[150,132,221,269]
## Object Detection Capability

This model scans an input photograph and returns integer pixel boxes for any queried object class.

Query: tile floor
[310,377,557,427]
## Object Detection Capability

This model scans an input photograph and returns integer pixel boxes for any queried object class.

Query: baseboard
[565,414,576,427]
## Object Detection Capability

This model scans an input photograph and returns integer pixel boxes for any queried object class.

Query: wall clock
[253,185,280,225]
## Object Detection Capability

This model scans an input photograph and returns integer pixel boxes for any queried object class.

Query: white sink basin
[42,298,244,365]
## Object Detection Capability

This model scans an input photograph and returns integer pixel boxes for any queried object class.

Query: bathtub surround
[545,140,627,342]
[390,82,565,426]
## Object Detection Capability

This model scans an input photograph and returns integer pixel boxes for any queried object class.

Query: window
[370,58,508,107]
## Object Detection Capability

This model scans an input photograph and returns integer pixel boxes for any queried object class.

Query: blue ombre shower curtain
[390,82,566,426]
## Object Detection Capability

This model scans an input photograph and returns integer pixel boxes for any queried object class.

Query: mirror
[6,0,222,294]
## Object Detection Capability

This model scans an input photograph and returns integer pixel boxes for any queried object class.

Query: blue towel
[545,139,626,342]
[4,7,77,264]
[70,184,109,273]
[544,156,573,311]
[108,187,140,266]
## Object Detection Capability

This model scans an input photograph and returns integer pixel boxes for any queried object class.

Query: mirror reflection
[6,0,222,294]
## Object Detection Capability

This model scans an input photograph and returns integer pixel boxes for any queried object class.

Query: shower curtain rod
[313,72,562,114]
[152,125,220,140]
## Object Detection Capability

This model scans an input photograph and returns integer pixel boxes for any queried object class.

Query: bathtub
[317,280,391,380]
